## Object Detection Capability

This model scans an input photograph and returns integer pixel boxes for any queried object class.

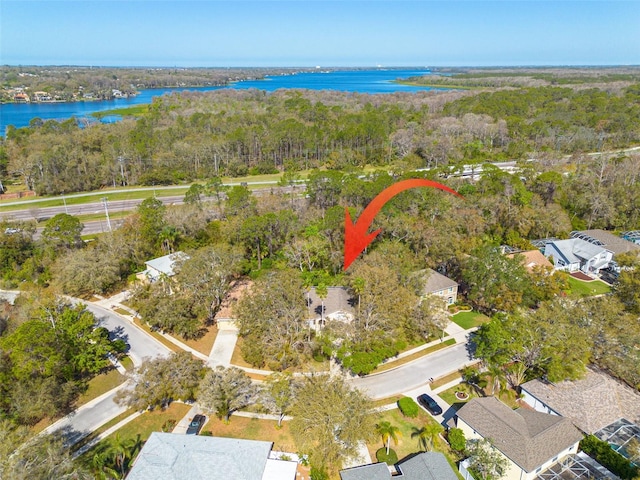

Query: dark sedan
[186,414,206,435]
[417,394,443,416]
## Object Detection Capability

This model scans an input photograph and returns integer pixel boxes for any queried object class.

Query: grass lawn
[431,371,462,390]
[439,383,520,410]
[371,338,456,374]
[451,311,490,330]
[78,402,192,466]
[204,415,298,453]
[72,408,137,452]
[367,408,464,479]
[182,324,218,356]
[76,367,126,406]
[111,402,192,443]
[565,276,611,296]
[132,318,181,353]
[0,187,192,211]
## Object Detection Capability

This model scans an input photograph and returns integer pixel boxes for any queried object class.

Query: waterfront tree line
[2,75,640,196]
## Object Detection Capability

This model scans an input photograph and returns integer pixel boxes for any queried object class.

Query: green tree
[115,352,205,410]
[1,429,92,480]
[289,374,374,473]
[375,421,401,455]
[198,366,258,423]
[225,185,256,217]
[41,213,83,250]
[136,197,166,254]
[448,427,466,454]
[466,438,509,480]
[262,372,296,428]
[234,269,310,370]
[184,183,205,206]
[174,244,242,324]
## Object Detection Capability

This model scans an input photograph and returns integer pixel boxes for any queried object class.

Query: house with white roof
[136,251,188,283]
[543,238,613,274]
[126,432,298,480]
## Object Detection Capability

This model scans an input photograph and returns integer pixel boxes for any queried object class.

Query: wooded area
[1,68,639,478]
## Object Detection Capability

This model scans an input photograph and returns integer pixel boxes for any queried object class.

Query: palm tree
[485,365,508,396]
[411,423,443,452]
[375,421,401,455]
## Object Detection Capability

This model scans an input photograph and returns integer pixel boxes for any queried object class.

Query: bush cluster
[397,397,419,418]
[580,435,638,479]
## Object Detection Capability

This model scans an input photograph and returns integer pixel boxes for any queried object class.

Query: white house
[127,432,298,480]
[136,251,188,283]
[456,397,583,480]
[543,238,613,274]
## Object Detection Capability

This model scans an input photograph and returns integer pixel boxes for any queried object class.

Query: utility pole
[62,191,68,214]
[101,197,112,231]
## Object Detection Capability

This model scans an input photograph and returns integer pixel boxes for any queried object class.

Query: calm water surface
[0,69,436,134]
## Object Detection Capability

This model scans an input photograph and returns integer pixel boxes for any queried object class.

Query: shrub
[580,435,638,479]
[376,447,398,465]
[448,427,466,453]
[310,466,328,480]
[397,397,419,418]
[161,419,177,432]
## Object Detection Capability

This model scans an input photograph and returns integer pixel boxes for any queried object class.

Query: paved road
[1,195,186,223]
[349,342,475,400]
[41,300,171,445]
[84,302,171,367]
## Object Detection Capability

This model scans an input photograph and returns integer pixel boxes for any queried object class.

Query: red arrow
[344,179,463,270]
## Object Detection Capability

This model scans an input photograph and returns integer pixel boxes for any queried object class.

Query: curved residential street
[349,342,475,400]
[2,288,477,447]
[40,298,172,445]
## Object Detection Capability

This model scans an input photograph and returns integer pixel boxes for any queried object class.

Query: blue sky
[1,1,639,67]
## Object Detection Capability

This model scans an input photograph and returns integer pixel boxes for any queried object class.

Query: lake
[0,69,437,134]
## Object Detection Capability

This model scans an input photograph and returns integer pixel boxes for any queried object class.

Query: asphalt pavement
[349,342,475,400]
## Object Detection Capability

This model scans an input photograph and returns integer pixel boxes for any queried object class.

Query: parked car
[417,394,443,416]
[186,414,206,435]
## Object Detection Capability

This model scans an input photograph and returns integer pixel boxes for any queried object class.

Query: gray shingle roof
[126,432,275,480]
[521,369,640,434]
[456,397,583,472]
[396,452,459,480]
[573,230,640,256]
[306,286,355,319]
[419,269,458,295]
[340,462,390,480]
[339,452,458,480]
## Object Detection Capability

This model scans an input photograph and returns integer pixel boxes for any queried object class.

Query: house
[418,269,458,305]
[571,230,640,257]
[13,92,30,102]
[621,230,640,247]
[455,397,583,480]
[506,250,554,273]
[543,238,613,274]
[340,452,458,480]
[521,369,640,434]
[126,432,298,480]
[136,251,188,283]
[33,91,52,102]
[306,286,355,327]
